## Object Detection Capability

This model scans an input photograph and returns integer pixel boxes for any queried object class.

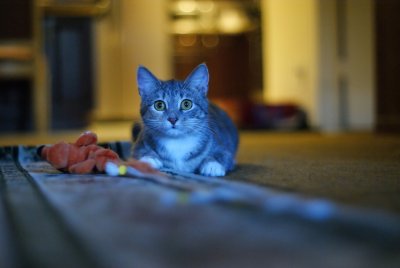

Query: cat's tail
[132,122,142,142]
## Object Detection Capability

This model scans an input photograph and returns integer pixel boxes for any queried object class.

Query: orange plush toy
[38,131,159,176]
[38,131,119,174]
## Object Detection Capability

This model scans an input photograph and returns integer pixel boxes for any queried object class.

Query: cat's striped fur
[132,64,238,176]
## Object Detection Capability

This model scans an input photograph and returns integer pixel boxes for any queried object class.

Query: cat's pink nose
[168,117,178,125]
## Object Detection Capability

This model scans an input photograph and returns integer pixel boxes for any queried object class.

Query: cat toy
[38,131,161,177]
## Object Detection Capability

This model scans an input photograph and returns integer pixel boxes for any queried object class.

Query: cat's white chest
[160,136,200,169]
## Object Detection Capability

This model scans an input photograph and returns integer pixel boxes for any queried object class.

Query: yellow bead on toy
[118,165,127,175]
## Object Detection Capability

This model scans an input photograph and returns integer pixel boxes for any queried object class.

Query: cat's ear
[137,66,160,96]
[184,63,209,95]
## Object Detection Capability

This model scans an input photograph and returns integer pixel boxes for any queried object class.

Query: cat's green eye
[180,99,193,110]
[154,100,166,111]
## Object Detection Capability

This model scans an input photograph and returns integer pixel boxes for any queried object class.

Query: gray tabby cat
[132,63,238,177]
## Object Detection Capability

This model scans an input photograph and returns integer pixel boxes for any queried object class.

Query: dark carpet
[229,132,400,213]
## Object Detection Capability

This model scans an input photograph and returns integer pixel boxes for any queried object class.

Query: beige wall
[262,0,375,131]
[262,0,319,125]
[94,0,171,120]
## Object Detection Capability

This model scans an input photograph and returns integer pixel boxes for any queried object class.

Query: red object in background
[213,98,308,130]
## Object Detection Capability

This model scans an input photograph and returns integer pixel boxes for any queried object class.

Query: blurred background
[0,0,399,145]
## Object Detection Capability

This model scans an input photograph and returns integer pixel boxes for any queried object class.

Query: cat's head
[137,63,210,137]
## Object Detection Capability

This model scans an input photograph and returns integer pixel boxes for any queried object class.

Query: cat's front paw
[139,156,163,169]
[200,161,226,177]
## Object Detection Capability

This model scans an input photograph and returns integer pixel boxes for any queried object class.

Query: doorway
[375,0,400,132]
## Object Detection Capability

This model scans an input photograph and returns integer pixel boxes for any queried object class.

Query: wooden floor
[1,140,400,268]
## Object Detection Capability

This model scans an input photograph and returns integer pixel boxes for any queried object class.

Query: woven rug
[1,143,400,268]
